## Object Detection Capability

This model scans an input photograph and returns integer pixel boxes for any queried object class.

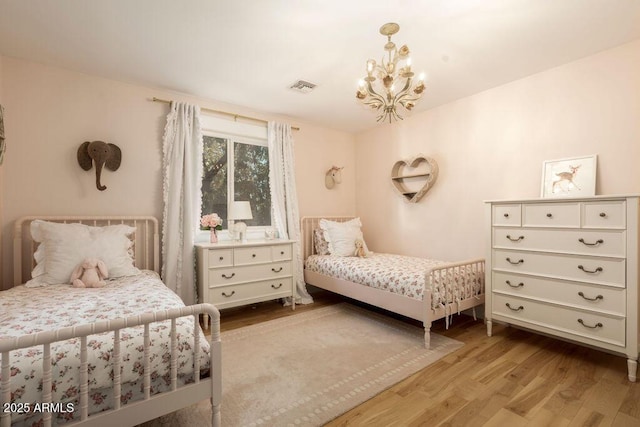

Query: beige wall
[0,56,356,287]
[4,39,639,286]
[355,40,640,261]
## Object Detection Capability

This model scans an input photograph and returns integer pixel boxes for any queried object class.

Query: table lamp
[229,201,253,242]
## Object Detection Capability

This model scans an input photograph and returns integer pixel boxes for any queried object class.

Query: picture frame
[541,155,597,198]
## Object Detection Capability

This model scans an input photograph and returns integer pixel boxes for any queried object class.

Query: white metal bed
[301,216,485,348]
[1,216,221,427]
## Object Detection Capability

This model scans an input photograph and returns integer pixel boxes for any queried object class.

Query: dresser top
[485,194,640,204]
[195,239,295,249]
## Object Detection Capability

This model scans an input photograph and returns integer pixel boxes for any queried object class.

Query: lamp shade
[229,201,253,220]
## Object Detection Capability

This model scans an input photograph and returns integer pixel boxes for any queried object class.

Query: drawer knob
[578,238,604,247]
[221,273,236,279]
[578,265,603,274]
[506,235,524,242]
[252,254,257,258]
[272,267,283,273]
[505,303,524,312]
[280,251,285,255]
[505,257,524,265]
[578,291,603,302]
[221,291,236,298]
[577,318,603,329]
[505,280,524,288]
[503,213,509,218]
[271,283,283,289]
[599,212,607,217]
[219,256,224,261]
[546,213,553,218]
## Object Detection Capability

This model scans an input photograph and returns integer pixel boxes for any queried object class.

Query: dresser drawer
[208,261,292,286]
[492,293,625,347]
[207,248,233,268]
[207,278,293,306]
[272,244,292,261]
[583,201,626,229]
[492,249,626,287]
[522,202,580,228]
[492,272,626,316]
[492,204,521,226]
[234,246,272,265]
[492,228,626,257]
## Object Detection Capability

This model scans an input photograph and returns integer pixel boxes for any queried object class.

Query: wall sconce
[325,166,344,189]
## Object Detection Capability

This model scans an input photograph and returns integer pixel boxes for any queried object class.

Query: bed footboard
[0,304,221,427]
[422,258,485,348]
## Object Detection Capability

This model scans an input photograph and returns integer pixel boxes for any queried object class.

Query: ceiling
[1,1,639,134]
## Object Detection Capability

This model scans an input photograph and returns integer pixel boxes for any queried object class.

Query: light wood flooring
[217,290,640,427]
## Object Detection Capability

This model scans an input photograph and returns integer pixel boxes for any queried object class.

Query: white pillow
[27,220,140,287]
[319,218,370,257]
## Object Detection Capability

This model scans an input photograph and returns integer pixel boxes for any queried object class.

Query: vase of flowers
[201,213,223,243]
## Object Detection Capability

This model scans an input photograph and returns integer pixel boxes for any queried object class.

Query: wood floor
[217,290,640,427]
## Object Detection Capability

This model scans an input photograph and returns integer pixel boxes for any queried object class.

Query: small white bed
[301,216,485,347]
[1,216,221,427]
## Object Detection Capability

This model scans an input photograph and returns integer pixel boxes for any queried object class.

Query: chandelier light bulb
[355,22,426,123]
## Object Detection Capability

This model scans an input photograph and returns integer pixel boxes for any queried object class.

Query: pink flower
[200,213,223,230]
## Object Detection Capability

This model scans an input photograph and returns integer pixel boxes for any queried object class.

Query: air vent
[289,80,317,93]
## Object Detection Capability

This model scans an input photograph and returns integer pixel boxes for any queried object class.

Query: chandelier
[356,23,425,123]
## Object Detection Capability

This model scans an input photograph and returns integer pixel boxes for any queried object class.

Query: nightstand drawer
[208,278,293,306]
[208,261,292,286]
[492,228,625,257]
[492,293,625,347]
[207,249,233,268]
[522,202,580,228]
[234,246,272,265]
[272,245,292,261]
[492,272,626,316]
[583,201,626,229]
[493,249,626,287]
[492,204,521,226]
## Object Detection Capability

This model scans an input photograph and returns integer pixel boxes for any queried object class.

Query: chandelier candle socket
[356,22,426,123]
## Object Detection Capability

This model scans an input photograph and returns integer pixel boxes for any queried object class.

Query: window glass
[202,136,228,223]
[234,142,271,227]
[201,135,271,229]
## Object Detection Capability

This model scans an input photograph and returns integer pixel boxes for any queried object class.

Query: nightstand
[196,239,296,318]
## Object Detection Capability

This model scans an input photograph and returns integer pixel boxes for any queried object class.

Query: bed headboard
[300,216,355,261]
[13,216,160,287]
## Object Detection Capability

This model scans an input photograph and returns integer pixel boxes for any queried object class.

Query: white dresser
[196,240,296,312]
[485,195,639,381]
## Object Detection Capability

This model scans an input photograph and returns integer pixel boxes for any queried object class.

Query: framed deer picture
[541,155,597,198]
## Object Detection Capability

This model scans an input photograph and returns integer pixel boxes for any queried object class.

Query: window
[201,134,271,230]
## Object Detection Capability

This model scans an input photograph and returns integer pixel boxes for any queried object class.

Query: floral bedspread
[305,253,483,308]
[0,271,210,426]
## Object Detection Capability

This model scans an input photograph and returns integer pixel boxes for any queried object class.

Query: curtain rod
[152,97,300,131]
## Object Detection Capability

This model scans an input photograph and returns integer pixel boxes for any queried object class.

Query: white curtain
[268,122,313,304]
[161,101,203,305]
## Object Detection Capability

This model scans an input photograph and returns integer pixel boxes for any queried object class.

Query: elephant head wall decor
[77,141,122,191]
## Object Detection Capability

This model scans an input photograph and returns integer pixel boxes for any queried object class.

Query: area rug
[140,303,462,426]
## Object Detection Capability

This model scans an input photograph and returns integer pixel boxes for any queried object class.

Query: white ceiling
[1,1,639,134]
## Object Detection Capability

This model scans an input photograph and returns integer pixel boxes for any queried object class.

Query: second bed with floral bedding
[301,216,485,347]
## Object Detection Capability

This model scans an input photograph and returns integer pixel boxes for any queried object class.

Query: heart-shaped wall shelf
[391,155,439,203]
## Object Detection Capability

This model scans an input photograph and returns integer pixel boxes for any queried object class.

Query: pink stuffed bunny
[70,258,108,288]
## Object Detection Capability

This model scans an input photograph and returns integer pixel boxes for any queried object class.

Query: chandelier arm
[393,77,413,102]
[365,81,387,106]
